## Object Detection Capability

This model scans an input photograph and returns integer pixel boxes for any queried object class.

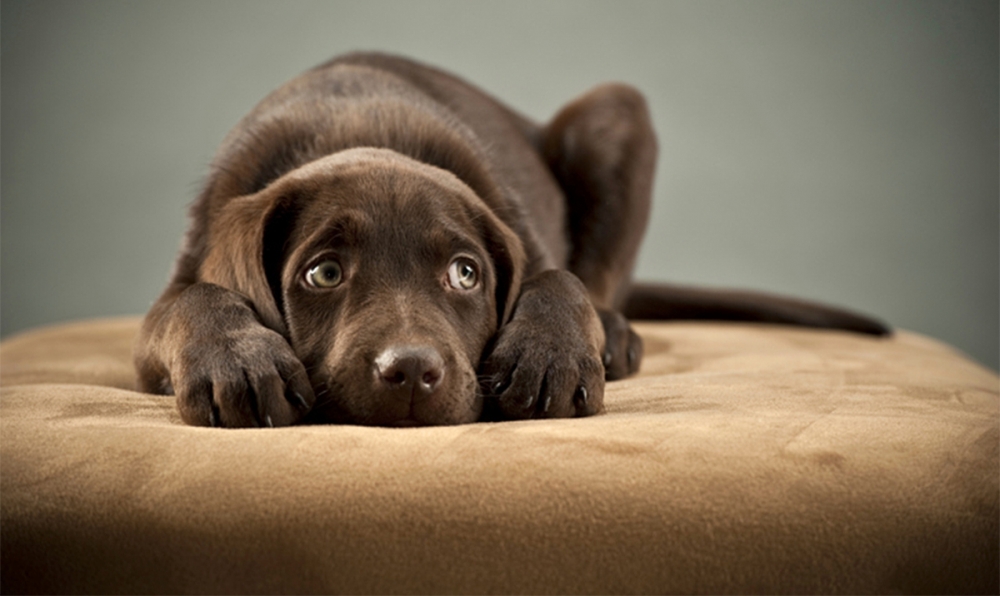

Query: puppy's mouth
[304,350,484,427]
[386,418,423,428]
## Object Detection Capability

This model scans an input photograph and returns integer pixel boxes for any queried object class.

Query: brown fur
[134,52,888,428]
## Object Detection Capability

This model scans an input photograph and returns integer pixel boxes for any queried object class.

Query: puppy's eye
[306,260,343,288]
[447,258,479,290]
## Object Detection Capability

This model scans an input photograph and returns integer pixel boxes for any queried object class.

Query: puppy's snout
[374,345,445,399]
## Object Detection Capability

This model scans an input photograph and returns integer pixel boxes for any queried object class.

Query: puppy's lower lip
[388,418,422,428]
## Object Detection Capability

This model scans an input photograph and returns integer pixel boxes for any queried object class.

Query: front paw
[171,325,315,428]
[480,270,605,420]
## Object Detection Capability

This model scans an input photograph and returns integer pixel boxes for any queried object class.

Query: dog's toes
[172,328,314,429]
[247,370,297,428]
[176,377,219,427]
[599,309,643,380]
[481,348,540,419]
[213,372,262,428]
[498,358,544,418]
[481,343,604,421]
[273,355,316,421]
[480,270,607,422]
[538,356,604,418]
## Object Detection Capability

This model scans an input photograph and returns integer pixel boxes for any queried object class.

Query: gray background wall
[2,0,997,371]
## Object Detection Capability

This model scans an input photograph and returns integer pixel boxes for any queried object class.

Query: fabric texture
[1,317,997,594]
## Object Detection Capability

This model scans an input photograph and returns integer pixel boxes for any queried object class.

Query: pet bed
[1,317,997,594]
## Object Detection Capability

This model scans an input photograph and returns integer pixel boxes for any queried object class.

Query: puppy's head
[200,148,525,426]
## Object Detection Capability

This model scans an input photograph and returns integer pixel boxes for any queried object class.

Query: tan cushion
[2,317,997,594]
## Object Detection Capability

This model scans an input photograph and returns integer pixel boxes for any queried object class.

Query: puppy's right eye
[447,257,480,290]
[306,260,343,288]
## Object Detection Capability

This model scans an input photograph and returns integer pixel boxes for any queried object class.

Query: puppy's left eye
[447,258,479,290]
[306,260,343,288]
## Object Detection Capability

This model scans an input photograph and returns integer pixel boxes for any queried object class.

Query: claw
[573,385,589,408]
[289,391,310,410]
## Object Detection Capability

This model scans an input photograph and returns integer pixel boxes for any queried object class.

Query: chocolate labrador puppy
[134,52,888,428]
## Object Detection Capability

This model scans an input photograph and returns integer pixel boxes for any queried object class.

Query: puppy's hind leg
[542,84,657,378]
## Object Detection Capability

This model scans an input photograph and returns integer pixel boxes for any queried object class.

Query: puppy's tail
[621,282,891,336]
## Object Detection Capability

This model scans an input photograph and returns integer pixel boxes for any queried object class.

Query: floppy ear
[478,210,526,327]
[198,190,299,337]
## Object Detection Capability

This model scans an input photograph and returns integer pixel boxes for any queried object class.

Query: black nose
[374,345,445,399]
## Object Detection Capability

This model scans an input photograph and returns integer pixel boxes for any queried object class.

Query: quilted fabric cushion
[1,317,997,594]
